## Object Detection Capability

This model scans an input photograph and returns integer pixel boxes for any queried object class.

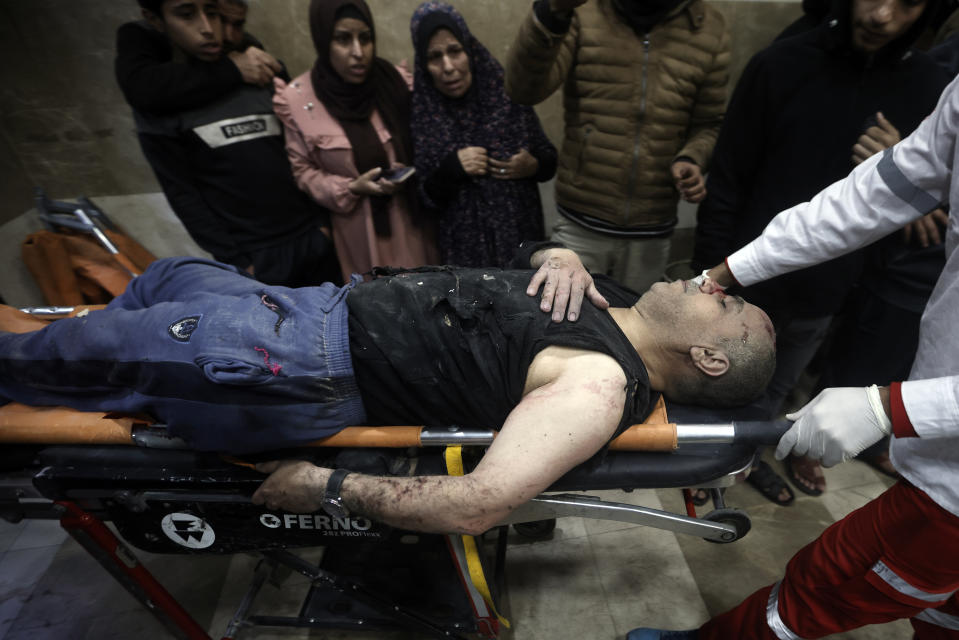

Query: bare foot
[785,455,826,496]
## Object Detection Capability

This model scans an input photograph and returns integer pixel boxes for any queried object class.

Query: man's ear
[689,346,729,377]
[142,8,165,32]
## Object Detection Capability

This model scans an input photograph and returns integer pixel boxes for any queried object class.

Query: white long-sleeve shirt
[727,75,959,516]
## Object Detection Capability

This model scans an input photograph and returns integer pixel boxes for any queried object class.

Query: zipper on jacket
[625,35,650,221]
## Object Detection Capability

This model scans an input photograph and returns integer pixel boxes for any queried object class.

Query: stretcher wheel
[701,508,751,544]
[512,518,557,539]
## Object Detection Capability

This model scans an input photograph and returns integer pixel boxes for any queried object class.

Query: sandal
[746,460,795,506]
[688,488,710,506]
[784,455,826,496]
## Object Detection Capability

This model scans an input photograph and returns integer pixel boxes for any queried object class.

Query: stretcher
[0,400,787,639]
[0,307,788,639]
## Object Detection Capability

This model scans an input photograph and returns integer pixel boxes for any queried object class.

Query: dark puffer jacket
[692,0,950,318]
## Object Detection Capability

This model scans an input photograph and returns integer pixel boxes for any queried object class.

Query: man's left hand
[671,160,706,203]
[252,460,329,512]
[528,248,609,322]
[775,386,892,467]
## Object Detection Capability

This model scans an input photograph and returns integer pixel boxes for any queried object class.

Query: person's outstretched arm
[116,22,241,113]
[252,349,626,534]
[115,22,283,114]
[706,75,959,289]
[504,0,583,105]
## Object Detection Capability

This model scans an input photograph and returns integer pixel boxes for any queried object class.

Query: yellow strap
[444,446,510,629]
[444,444,465,476]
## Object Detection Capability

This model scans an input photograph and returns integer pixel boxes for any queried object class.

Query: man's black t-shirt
[346,267,653,448]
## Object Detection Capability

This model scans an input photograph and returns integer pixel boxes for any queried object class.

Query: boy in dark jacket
[116,0,339,286]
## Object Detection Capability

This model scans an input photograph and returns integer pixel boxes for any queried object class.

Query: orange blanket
[22,230,155,305]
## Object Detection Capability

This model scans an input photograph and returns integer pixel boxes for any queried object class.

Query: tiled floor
[0,194,914,639]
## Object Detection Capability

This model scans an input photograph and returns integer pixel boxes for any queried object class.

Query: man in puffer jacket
[505,0,730,292]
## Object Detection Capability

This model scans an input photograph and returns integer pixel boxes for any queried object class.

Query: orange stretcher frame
[0,397,678,451]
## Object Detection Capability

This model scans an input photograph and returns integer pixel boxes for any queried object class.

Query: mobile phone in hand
[381,166,416,183]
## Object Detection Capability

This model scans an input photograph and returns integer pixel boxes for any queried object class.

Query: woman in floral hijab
[410,1,557,267]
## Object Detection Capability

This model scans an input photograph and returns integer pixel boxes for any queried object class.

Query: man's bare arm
[252,350,626,534]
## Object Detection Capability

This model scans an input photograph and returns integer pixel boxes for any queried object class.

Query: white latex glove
[775,385,892,467]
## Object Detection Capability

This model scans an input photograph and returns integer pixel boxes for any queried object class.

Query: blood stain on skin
[758,313,776,342]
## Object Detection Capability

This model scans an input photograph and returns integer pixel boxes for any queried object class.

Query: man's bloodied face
[637,279,775,351]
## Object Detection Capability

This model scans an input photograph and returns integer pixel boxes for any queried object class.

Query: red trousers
[699,482,959,639]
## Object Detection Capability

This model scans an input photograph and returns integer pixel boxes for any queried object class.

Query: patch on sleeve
[168,315,202,342]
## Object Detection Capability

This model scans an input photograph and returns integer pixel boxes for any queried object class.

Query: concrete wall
[0,0,802,226]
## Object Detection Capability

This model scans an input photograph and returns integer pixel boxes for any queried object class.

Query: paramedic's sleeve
[890,377,959,439]
[138,133,247,267]
[726,75,959,288]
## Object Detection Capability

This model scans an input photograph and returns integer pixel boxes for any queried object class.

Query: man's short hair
[137,0,165,16]
[221,0,249,6]
[669,335,776,409]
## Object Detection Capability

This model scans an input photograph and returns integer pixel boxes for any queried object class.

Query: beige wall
[0,0,801,226]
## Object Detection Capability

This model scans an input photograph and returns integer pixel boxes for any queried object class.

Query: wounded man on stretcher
[0,246,776,535]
